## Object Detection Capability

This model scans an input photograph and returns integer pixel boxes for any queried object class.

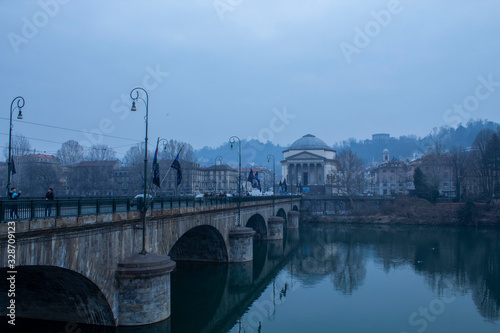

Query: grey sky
[1,0,499,158]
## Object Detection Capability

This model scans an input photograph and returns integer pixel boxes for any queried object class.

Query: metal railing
[0,195,300,223]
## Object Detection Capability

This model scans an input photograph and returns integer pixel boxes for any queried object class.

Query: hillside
[195,139,287,177]
[334,119,500,164]
[194,119,500,169]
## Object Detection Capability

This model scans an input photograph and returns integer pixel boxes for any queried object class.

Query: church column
[320,163,324,184]
[295,163,298,186]
[317,163,323,185]
[294,164,298,185]
[299,163,302,186]
[302,163,311,186]
[309,163,315,185]
[314,163,318,185]
[317,163,320,185]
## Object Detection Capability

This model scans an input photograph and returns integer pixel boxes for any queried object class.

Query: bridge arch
[0,266,115,326]
[276,208,287,223]
[245,213,267,240]
[169,225,228,262]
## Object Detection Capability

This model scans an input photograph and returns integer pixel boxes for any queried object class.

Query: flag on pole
[255,172,261,191]
[11,157,16,175]
[283,179,287,192]
[247,168,254,183]
[152,138,161,188]
[171,147,183,186]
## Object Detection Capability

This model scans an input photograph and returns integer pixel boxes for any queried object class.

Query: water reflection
[293,224,500,322]
[292,225,367,294]
[3,224,499,332]
[170,232,300,333]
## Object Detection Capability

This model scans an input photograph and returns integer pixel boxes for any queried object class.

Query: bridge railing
[0,195,300,223]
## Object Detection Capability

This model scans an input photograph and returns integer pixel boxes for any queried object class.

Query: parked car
[131,194,153,208]
[248,190,263,196]
[134,194,153,199]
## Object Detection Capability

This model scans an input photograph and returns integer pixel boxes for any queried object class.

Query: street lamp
[130,87,149,255]
[158,138,169,152]
[215,155,223,195]
[229,136,241,226]
[267,154,276,216]
[7,96,25,195]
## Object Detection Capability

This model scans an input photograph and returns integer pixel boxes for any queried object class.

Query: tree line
[5,134,195,197]
[331,127,500,205]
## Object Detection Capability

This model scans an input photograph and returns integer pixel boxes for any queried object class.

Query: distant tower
[382,148,390,162]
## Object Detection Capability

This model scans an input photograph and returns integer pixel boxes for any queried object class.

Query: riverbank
[302,197,500,226]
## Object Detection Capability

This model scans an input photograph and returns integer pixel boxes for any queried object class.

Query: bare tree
[12,157,61,196]
[3,133,32,160]
[160,139,195,162]
[429,140,446,156]
[469,129,496,204]
[57,140,84,166]
[123,143,152,194]
[485,132,500,199]
[86,144,116,161]
[330,149,365,210]
[449,147,469,202]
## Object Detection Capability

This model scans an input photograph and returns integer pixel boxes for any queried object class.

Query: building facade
[369,149,457,198]
[370,149,414,196]
[411,154,455,198]
[281,134,337,195]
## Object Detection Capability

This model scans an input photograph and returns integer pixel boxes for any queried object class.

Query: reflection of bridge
[172,229,301,333]
[0,196,301,327]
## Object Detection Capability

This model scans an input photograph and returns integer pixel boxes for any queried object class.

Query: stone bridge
[0,197,301,327]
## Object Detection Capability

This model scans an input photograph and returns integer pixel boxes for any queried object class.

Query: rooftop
[286,134,333,152]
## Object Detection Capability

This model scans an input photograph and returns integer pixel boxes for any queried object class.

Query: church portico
[281,135,337,195]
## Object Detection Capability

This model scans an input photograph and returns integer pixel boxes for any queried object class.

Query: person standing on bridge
[8,187,21,219]
[45,188,54,217]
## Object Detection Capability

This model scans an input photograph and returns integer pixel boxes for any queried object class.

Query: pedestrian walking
[8,187,21,219]
[45,188,54,217]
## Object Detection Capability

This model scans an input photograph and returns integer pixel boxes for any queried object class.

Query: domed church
[281,134,337,195]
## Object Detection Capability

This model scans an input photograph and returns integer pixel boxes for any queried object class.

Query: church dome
[288,134,333,151]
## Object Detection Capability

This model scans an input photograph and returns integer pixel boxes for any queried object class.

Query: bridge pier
[268,239,284,259]
[287,211,300,229]
[228,261,253,290]
[116,253,176,326]
[228,227,256,262]
[267,217,284,240]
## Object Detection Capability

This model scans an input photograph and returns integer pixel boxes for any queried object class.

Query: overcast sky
[1,0,499,158]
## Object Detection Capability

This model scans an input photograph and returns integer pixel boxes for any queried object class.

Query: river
[7,223,500,333]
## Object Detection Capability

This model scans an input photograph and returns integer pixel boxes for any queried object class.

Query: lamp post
[7,96,25,195]
[229,136,241,226]
[157,138,170,194]
[130,87,149,255]
[215,155,223,195]
[267,154,276,216]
